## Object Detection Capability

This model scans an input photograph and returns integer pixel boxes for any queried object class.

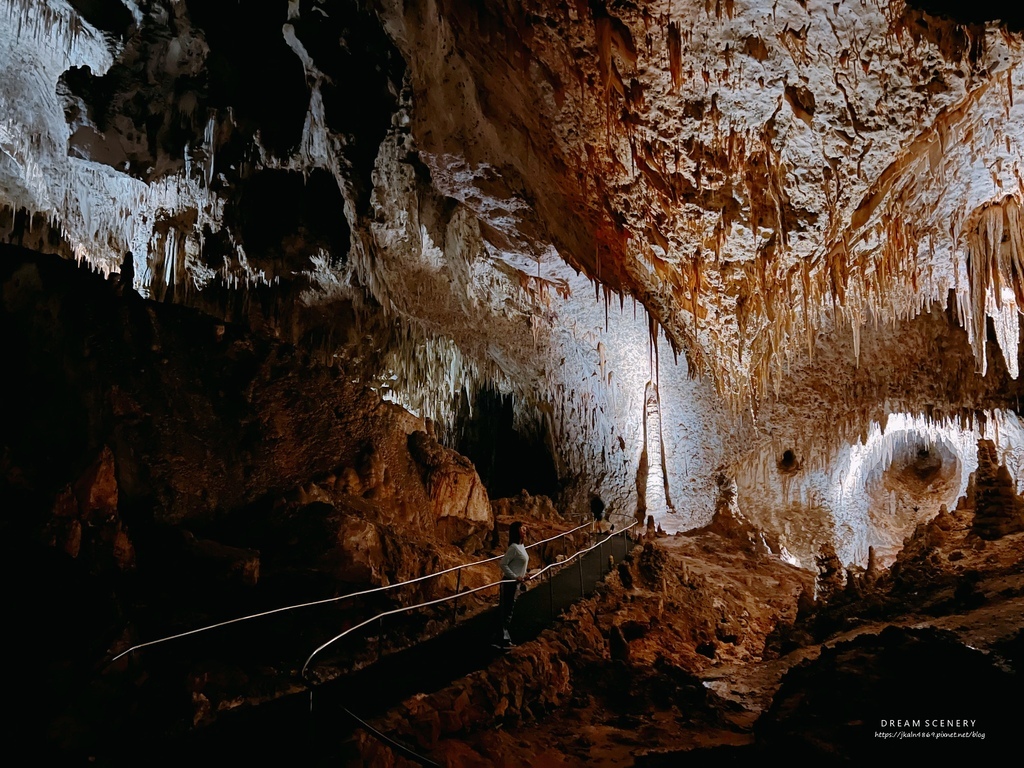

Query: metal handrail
[529,520,638,581]
[341,706,440,767]
[300,520,638,679]
[109,519,595,664]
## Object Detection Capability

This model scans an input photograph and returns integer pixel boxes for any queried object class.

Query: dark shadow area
[453,385,560,500]
[227,168,350,273]
[908,1,1024,31]
[288,0,405,216]
[185,0,308,158]
[68,0,135,38]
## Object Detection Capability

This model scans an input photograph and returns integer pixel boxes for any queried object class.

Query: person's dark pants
[498,581,518,643]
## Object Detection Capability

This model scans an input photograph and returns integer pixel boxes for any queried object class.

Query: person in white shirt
[495,521,530,649]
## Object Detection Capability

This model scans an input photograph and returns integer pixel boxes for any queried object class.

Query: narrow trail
[93,532,637,767]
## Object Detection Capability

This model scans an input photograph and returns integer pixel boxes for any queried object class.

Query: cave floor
[402,522,1024,766]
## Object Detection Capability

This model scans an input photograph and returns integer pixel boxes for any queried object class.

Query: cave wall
[3,0,1024,561]
[1,245,502,562]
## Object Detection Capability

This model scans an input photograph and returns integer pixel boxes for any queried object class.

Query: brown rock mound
[967,439,1024,541]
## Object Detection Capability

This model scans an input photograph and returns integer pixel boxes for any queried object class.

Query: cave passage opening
[452,386,560,501]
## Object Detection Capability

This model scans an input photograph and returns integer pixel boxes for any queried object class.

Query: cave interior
[3,0,1024,764]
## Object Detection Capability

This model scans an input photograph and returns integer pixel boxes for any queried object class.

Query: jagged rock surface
[6,1,1024,538]
[3,1,1024,763]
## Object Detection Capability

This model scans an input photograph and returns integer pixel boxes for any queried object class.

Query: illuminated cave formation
[3,0,1024,763]
[864,429,964,564]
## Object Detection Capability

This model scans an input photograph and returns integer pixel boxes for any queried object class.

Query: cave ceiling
[5,0,1024,557]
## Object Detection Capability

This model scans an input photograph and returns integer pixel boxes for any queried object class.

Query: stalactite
[962,195,1024,378]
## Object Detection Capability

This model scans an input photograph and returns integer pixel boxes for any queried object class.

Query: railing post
[377,616,384,662]
[578,557,584,597]
[548,570,554,621]
[451,570,462,627]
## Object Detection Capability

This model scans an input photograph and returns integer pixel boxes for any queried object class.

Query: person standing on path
[495,521,531,649]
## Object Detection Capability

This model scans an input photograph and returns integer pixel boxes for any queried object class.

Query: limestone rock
[330,514,386,586]
[72,446,118,523]
[609,624,630,662]
[180,530,260,587]
[42,447,135,572]
[491,490,562,523]
[967,439,1024,540]
[262,500,386,587]
[408,430,493,548]
[700,472,774,555]
[757,627,1015,759]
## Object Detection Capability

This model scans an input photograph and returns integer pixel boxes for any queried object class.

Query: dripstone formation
[2,1,1023,763]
